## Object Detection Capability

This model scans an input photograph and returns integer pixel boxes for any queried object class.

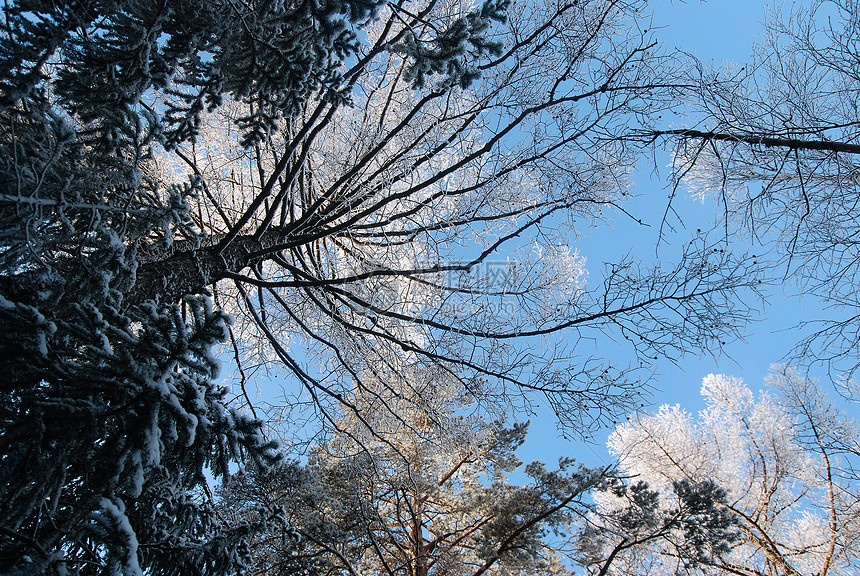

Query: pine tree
[0,91,282,574]
[219,368,739,576]
[219,367,605,576]
[0,0,526,571]
[0,0,396,570]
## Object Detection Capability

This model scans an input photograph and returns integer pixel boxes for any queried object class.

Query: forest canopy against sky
[1,0,858,574]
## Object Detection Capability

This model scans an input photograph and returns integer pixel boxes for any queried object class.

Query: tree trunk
[129,226,297,306]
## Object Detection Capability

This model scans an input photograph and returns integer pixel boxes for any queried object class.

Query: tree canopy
[220,367,739,576]
[658,0,860,381]
[2,0,859,574]
[605,369,860,576]
[132,0,762,437]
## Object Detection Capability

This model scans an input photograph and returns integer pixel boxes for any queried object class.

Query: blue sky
[517,0,842,468]
[652,0,765,61]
